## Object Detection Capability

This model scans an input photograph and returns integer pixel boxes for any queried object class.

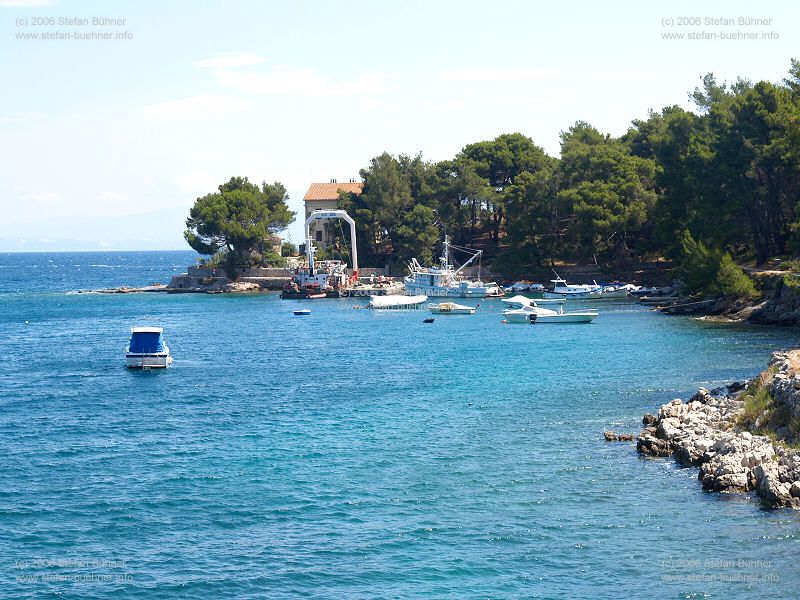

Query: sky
[0,0,798,251]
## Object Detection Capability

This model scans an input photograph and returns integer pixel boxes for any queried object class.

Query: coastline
[659,271,800,326]
[637,350,800,509]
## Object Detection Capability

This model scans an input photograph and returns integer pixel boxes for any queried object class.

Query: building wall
[304,199,340,248]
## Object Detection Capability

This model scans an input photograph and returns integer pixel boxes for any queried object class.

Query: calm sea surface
[1,251,799,599]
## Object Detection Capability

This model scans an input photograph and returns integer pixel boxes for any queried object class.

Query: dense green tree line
[334,60,800,280]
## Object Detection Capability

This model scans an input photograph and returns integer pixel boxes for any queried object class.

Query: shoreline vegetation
[171,60,800,318]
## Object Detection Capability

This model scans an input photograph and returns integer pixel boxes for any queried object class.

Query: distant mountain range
[0,207,190,252]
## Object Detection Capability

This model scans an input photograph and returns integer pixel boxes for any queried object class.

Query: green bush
[783,273,800,290]
[738,379,773,432]
[677,231,758,299]
[281,242,297,257]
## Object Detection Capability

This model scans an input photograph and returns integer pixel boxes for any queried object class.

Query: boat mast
[452,247,483,276]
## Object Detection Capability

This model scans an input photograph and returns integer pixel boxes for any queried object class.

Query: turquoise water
[1,251,799,599]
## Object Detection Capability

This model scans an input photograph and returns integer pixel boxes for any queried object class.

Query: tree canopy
[184,176,295,276]
[329,58,800,281]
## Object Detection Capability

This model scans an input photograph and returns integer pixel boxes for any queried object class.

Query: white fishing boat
[427,301,476,315]
[501,295,597,324]
[542,274,602,299]
[369,294,427,310]
[598,284,631,298]
[542,272,629,299]
[125,327,173,368]
[405,235,503,298]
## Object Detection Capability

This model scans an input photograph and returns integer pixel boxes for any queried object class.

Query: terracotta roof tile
[303,182,363,201]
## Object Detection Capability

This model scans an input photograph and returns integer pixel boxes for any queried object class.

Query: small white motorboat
[126,327,173,368]
[542,273,602,299]
[293,309,311,316]
[598,285,631,298]
[428,301,476,315]
[369,294,428,309]
[501,295,597,324]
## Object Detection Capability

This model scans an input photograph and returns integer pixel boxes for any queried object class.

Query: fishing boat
[501,295,597,324]
[404,234,503,298]
[125,327,173,368]
[428,301,476,315]
[369,295,427,310]
[281,260,347,299]
[281,209,358,299]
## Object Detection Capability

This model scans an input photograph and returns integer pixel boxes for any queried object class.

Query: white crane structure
[304,209,358,280]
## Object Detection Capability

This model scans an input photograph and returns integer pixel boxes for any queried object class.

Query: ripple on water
[1,252,800,598]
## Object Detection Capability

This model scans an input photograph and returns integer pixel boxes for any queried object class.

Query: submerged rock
[604,431,634,442]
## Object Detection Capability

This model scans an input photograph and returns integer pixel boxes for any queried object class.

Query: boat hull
[280,289,327,299]
[405,284,500,298]
[543,290,603,299]
[369,295,428,309]
[126,353,172,368]
[536,312,597,323]
[502,309,597,324]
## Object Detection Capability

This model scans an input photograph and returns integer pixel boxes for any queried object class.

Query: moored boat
[346,278,405,297]
[282,209,359,299]
[428,301,476,314]
[501,295,597,324]
[369,294,428,309]
[542,272,629,299]
[126,327,173,368]
[542,274,602,299]
[405,234,503,298]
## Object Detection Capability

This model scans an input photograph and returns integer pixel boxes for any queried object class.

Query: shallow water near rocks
[1,251,799,599]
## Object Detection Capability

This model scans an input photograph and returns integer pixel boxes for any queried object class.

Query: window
[316,230,322,242]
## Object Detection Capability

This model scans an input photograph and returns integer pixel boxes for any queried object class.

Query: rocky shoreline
[660,270,800,326]
[637,350,800,509]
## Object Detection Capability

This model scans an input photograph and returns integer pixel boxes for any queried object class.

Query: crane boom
[304,209,358,279]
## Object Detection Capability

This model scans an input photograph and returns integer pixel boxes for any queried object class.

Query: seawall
[166,265,392,293]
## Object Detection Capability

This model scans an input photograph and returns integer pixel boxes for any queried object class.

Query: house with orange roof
[303,178,363,249]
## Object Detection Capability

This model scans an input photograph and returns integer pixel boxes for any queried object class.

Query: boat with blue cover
[125,327,173,369]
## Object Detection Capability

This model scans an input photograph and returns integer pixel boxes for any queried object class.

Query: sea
[1,250,799,599]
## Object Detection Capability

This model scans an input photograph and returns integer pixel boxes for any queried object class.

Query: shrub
[281,242,297,257]
[677,231,758,299]
[738,378,774,431]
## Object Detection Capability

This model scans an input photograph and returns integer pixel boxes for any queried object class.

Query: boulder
[604,431,634,442]
[637,430,673,457]
[642,413,658,426]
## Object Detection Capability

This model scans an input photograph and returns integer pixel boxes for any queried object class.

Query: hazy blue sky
[0,0,798,250]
